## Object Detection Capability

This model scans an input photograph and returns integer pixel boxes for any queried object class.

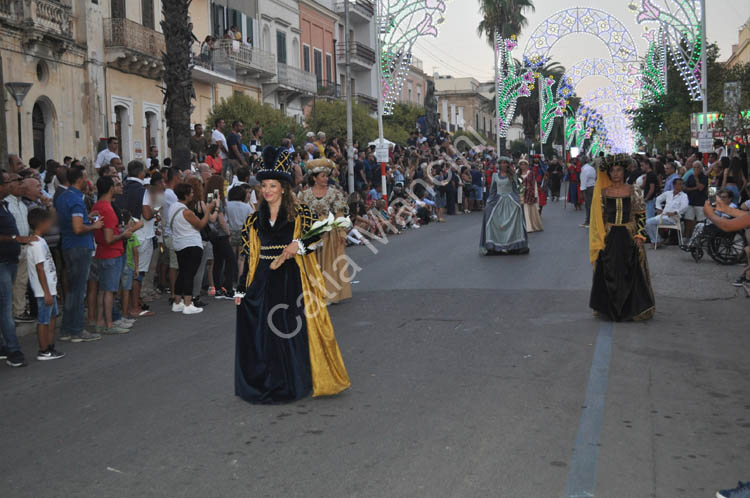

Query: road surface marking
[564,322,614,498]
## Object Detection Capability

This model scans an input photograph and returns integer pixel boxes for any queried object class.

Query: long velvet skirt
[315,229,352,304]
[235,258,313,404]
[590,226,655,321]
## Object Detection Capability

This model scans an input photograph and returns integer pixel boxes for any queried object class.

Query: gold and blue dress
[589,185,655,321]
[235,202,350,404]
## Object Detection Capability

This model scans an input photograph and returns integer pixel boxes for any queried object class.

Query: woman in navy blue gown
[235,146,350,404]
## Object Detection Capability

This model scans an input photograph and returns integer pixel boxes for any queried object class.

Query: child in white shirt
[27,209,64,361]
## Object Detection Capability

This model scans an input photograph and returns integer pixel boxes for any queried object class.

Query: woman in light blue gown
[480,157,529,255]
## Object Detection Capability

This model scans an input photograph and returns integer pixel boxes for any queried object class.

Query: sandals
[128,310,156,318]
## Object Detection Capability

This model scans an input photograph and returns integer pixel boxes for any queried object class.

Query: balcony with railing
[103,17,165,79]
[276,63,317,95]
[355,92,378,111]
[317,83,342,99]
[213,39,276,80]
[192,46,238,83]
[334,0,373,24]
[0,0,74,48]
[336,41,376,71]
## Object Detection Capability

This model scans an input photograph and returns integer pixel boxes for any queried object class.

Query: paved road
[2,200,748,498]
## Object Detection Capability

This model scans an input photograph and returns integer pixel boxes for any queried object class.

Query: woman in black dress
[589,154,655,321]
[235,146,350,404]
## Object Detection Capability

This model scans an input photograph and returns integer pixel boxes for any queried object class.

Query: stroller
[681,221,747,265]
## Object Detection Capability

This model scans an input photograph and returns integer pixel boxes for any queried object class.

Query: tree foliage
[630,43,750,151]
[477,0,536,44]
[306,100,377,146]
[384,103,423,144]
[207,94,306,149]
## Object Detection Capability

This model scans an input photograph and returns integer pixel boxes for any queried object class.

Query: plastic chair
[654,214,683,249]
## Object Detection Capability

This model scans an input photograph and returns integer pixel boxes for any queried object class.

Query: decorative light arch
[521,7,641,147]
[632,0,703,101]
[378,0,446,115]
[524,7,639,64]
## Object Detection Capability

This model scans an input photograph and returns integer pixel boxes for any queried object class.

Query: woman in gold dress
[589,154,655,321]
[519,157,544,232]
[297,159,352,304]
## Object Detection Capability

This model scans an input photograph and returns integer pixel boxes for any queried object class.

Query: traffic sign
[375,144,390,163]
[698,131,713,153]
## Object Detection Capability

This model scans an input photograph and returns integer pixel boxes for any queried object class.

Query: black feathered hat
[256,146,293,184]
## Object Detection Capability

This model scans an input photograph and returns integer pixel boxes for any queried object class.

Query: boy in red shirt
[92,176,138,334]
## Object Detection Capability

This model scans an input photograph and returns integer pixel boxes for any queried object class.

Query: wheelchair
[682,222,747,265]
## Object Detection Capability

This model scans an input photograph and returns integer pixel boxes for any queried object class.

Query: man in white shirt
[645,178,689,246]
[580,158,597,227]
[145,146,159,169]
[211,119,229,162]
[6,173,32,321]
[161,167,182,301]
[94,137,121,171]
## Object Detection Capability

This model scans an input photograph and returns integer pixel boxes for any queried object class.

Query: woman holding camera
[169,183,218,315]
[205,174,235,299]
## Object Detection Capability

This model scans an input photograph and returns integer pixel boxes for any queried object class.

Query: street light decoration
[634,0,703,101]
[564,112,578,151]
[638,31,668,102]
[495,35,534,138]
[539,74,566,144]
[378,0,446,115]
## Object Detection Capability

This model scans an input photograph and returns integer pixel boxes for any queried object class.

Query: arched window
[32,98,56,163]
[292,37,300,68]
[262,25,271,52]
[32,104,46,162]
[115,105,131,162]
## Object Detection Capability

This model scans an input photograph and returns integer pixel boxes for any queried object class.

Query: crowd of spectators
[0,121,508,368]
[4,116,745,369]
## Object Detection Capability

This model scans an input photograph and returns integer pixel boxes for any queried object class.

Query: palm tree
[476,0,535,44]
[161,0,195,168]
[477,0,535,153]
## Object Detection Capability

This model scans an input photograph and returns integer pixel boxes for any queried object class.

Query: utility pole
[344,0,354,194]
[494,35,501,155]
[700,0,708,163]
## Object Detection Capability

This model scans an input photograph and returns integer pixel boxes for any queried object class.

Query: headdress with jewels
[597,153,633,172]
[256,146,293,184]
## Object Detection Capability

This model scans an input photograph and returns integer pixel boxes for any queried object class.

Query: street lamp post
[375,5,387,206]
[700,0,708,163]
[5,82,32,158]
[344,0,354,194]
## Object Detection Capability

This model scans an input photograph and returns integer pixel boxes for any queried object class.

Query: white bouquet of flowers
[270,213,352,269]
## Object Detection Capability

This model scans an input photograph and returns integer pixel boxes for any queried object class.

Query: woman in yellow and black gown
[235,146,350,404]
[589,154,655,321]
